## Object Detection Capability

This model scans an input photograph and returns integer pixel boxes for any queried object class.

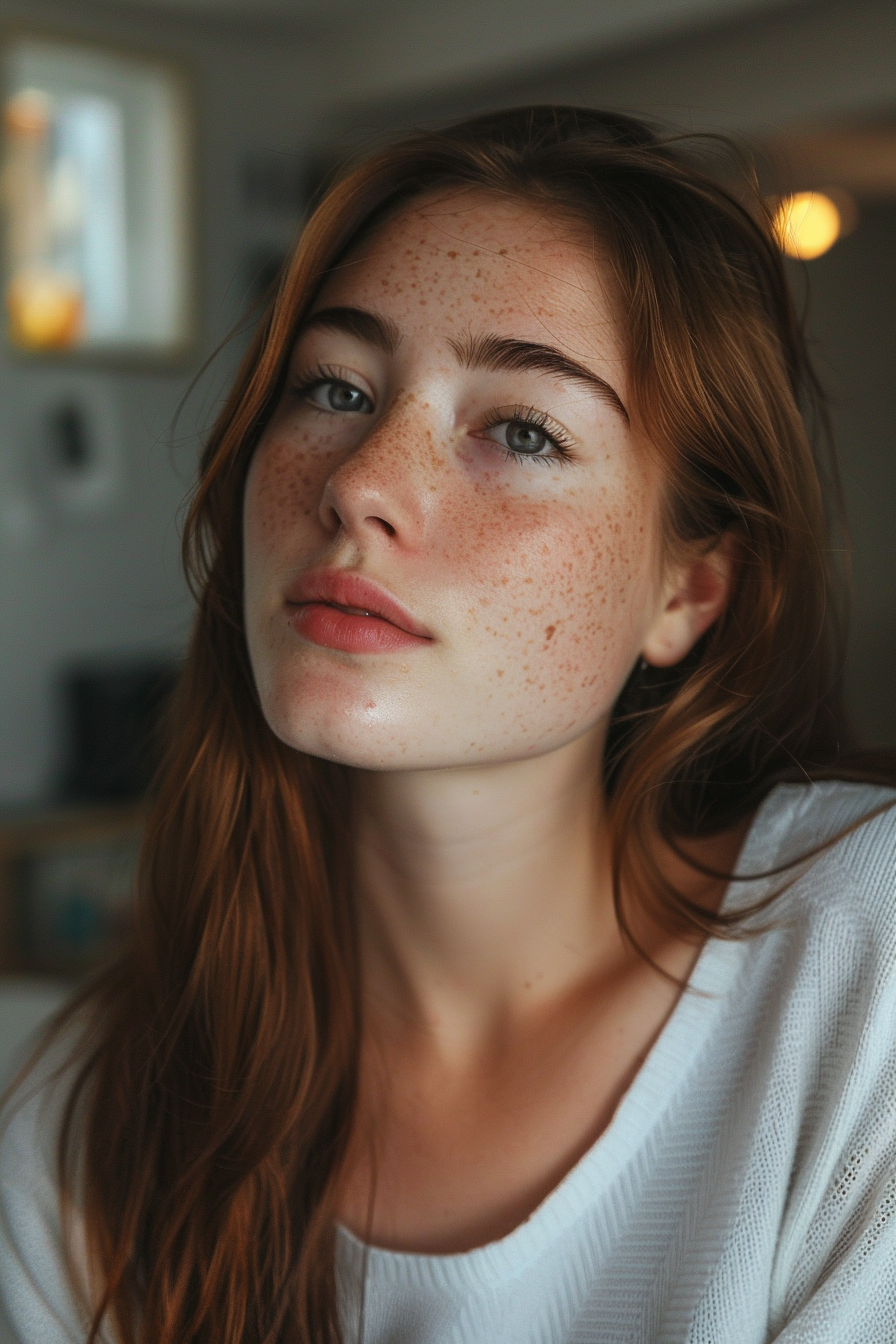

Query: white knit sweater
[3,782,896,1344]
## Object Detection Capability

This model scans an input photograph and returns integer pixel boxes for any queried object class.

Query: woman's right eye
[305,380,373,415]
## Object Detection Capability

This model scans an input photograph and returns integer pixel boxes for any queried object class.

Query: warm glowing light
[773,192,841,260]
[3,88,51,137]
[6,269,83,349]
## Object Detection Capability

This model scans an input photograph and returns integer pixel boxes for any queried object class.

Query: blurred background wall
[0,0,336,805]
[0,0,894,1223]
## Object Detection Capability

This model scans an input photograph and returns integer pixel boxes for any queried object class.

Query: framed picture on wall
[0,35,194,362]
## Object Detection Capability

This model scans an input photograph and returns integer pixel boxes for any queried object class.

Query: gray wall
[323,0,896,138]
[0,1,328,804]
[802,205,896,748]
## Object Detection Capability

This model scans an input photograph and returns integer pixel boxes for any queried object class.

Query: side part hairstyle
[14,106,880,1343]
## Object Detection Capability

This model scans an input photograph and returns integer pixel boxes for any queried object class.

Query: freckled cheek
[244,431,336,552]
[425,491,656,697]
[434,489,648,609]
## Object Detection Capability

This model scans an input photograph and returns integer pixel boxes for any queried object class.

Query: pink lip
[285,570,433,654]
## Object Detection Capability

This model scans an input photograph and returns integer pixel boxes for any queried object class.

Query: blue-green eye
[479,408,576,466]
[307,380,373,414]
[488,420,551,455]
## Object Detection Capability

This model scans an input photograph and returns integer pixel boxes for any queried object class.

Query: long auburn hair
[11,105,891,1343]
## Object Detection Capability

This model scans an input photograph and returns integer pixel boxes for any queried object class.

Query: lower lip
[289,602,431,654]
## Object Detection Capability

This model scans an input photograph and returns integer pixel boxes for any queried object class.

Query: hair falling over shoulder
[15,105,894,1343]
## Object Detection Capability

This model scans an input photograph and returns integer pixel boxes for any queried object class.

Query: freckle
[544,624,556,640]
[496,669,504,677]
[447,250,457,258]
[366,701,376,710]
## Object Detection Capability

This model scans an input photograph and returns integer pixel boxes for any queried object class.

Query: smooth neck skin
[242,189,742,1252]
[354,730,613,1042]
[343,744,748,1255]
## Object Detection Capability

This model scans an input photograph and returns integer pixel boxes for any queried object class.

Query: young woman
[2,105,896,1344]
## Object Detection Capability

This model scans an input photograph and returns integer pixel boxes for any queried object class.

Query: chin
[252,654,614,775]
[256,678,429,770]
[279,725,415,772]
[260,694,601,775]
[257,679,418,771]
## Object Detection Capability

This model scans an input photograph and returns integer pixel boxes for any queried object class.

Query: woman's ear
[641,533,736,669]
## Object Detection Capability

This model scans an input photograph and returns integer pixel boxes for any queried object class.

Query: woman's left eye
[305,380,373,414]
[490,421,550,454]
[482,414,573,464]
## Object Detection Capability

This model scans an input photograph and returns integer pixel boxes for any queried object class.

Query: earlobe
[641,535,735,669]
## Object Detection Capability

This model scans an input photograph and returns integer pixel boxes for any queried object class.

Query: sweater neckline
[337,783,790,1289]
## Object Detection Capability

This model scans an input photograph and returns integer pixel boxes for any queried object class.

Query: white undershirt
[4,782,896,1344]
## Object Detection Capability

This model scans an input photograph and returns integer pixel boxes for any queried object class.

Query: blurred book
[15,829,138,971]
[59,657,179,803]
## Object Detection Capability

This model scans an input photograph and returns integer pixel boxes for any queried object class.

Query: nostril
[370,516,396,538]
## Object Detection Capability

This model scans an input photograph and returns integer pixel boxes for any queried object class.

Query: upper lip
[285,569,433,639]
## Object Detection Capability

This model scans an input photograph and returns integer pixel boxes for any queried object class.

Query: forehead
[313,189,623,365]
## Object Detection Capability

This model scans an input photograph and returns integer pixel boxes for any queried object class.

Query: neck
[353,728,628,1054]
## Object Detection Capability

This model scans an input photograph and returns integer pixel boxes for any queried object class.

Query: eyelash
[291,362,367,402]
[480,405,577,467]
[290,367,576,468]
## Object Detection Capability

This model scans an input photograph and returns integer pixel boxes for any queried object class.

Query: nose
[317,398,439,549]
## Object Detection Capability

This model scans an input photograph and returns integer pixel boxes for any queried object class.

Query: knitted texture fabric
[3,782,896,1344]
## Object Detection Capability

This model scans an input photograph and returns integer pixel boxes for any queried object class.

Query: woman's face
[244,190,672,771]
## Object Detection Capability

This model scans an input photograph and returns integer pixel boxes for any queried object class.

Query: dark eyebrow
[298,305,400,355]
[449,332,628,423]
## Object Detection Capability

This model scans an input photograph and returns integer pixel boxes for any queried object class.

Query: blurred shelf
[0,802,144,977]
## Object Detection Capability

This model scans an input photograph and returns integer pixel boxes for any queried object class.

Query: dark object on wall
[50,399,91,471]
[58,658,180,803]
